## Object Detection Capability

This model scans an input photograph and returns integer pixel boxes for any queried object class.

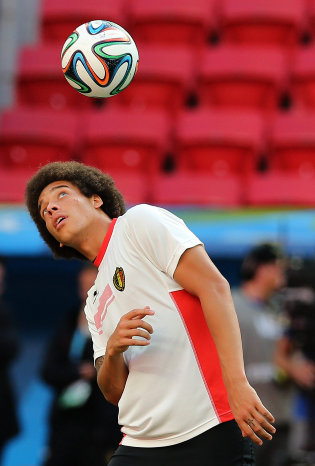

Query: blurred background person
[0,256,20,462]
[41,263,122,466]
[232,243,293,466]
[274,260,315,465]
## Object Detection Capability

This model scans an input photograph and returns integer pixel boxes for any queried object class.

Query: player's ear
[92,195,103,209]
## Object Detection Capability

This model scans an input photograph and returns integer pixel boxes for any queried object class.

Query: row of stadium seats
[39,0,312,52]
[14,42,315,113]
[2,107,315,178]
[2,167,315,207]
[3,0,315,207]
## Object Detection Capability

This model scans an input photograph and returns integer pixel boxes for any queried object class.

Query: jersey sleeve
[125,204,203,278]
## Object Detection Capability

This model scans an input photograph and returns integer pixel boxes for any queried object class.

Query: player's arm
[96,308,154,405]
[173,244,276,446]
[95,353,128,406]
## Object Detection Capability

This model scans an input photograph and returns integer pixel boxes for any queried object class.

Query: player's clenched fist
[107,307,155,356]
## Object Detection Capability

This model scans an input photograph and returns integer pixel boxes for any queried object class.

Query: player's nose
[47,202,60,215]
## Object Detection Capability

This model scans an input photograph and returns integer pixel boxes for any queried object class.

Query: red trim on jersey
[94,218,117,267]
[119,434,126,445]
[171,289,233,423]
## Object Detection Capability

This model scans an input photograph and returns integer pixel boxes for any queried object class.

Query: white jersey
[85,204,233,447]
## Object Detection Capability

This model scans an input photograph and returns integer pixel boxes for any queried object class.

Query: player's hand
[227,379,276,446]
[107,307,154,356]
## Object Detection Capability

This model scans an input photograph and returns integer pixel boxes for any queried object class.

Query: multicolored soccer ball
[61,20,139,98]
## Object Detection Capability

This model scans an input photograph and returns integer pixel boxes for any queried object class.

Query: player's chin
[51,228,72,245]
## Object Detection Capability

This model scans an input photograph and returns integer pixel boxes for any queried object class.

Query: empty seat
[0,168,36,203]
[246,172,315,206]
[17,44,94,110]
[307,1,315,43]
[0,107,78,169]
[40,0,125,43]
[152,172,242,207]
[129,0,216,49]
[198,45,287,112]
[291,45,315,109]
[115,45,194,114]
[269,111,315,177]
[81,107,171,179]
[220,0,306,50]
[105,170,150,205]
[174,108,265,176]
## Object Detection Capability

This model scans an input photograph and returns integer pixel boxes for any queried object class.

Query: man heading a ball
[26,161,275,466]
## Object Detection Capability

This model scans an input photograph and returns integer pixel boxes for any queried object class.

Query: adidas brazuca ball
[61,20,139,98]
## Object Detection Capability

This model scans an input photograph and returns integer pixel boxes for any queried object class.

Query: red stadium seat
[128,0,216,49]
[17,44,93,110]
[291,45,315,109]
[152,172,243,207]
[0,168,36,203]
[174,109,265,176]
[81,107,171,179]
[106,170,150,205]
[307,1,315,42]
[198,45,287,112]
[114,45,195,114]
[246,172,315,206]
[269,111,315,177]
[220,0,306,50]
[40,0,125,43]
[0,107,78,169]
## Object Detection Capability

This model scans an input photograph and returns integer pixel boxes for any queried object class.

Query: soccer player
[26,161,276,466]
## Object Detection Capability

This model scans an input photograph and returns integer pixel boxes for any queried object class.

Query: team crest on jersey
[113,267,125,291]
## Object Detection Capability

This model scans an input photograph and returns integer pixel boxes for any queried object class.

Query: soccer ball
[61,20,139,98]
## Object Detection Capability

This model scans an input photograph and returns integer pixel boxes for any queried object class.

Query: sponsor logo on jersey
[113,267,125,291]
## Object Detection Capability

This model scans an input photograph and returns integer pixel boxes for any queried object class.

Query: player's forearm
[96,352,128,405]
[200,279,247,388]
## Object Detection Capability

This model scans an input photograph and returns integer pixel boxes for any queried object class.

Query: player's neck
[74,213,112,262]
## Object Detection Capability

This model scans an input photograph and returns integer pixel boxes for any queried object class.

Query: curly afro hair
[25,161,126,260]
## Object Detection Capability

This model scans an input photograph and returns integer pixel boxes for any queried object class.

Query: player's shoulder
[122,204,165,223]
[125,203,159,216]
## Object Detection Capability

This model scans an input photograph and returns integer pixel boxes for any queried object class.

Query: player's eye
[42,208,47,217]
[59,192,67,198]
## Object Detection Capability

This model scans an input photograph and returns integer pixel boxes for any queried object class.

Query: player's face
[38,181,100,246]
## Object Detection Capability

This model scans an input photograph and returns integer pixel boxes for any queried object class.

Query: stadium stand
[0,107,78,169]
[268,110,315,177]
[40,0,126,43]
[306,0,315,40]
[246,172,315,206]
[290,44,315,109]
[128,0,217,49]
[81,107,171,176]
[16,44,94,110]
[104,170,150,205]
[220,0,307,51]
[197,45,288,112]
[2,0,315,207]
[112,45,195,115]
[174,108,265,176]
[152,172,243,207]
[0,168,36,203]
